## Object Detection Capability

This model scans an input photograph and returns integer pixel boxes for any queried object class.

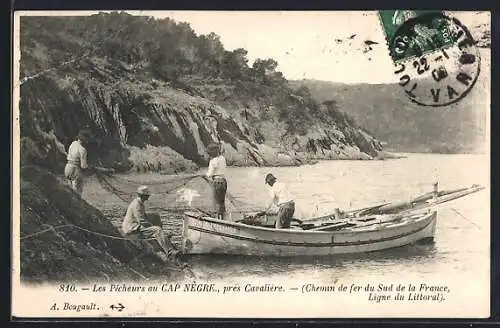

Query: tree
[221,48,250,80]
[252,58,278,75]
[295,86,312,98]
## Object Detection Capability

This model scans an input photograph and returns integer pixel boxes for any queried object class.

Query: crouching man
[122,186,179,260]
[263,173,295,229]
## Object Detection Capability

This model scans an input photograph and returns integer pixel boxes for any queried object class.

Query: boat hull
[182,211,437,256]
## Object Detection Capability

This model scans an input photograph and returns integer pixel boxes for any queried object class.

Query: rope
[18,53,91,87]
[21,224,197,278]
[450,208,482,230]
[20,223,157,241]
[103,172,198,186]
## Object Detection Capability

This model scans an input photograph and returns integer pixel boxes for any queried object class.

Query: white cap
[137,185,150,196]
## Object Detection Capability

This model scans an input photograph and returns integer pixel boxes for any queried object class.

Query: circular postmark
[390,12,480,107]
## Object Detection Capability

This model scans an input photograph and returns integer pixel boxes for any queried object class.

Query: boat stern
[417,210,438,243]
[181,211,198,254]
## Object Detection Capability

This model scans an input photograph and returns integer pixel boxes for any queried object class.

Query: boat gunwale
[183,210,436,235]
[184,213,437,248]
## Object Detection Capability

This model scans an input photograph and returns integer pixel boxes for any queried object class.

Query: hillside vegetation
[289,50,489,154]
[19,12,384,175]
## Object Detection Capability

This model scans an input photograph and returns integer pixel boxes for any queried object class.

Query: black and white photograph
[12,10,490,318]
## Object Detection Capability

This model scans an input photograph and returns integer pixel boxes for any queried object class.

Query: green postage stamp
[378,10,453,62]
[378,10,482,106]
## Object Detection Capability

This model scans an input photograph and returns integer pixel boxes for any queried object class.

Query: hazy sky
[145,11,397,83]
[145,11,491,84]
[17,10,490,84]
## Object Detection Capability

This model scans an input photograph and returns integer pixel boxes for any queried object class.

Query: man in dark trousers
[206,143,227,220]
[263,173,295,229]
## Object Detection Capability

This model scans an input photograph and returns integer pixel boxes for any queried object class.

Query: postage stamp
[11,10,490,319]
[378,10,453,63]
[378,11,481,106]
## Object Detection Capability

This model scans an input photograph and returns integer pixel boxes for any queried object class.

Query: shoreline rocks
[20,165,188,283]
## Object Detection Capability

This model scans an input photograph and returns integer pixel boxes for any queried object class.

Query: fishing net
[94,171,261,219]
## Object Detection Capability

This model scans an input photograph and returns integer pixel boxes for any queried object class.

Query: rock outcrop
[16,13,387,284]
[20,165,184,283]
[19,14,384,174]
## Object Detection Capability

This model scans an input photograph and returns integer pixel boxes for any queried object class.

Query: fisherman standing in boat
[263,173,295,229]
[122,186,178,259]
[64,130,91,196]
[206,143,227,220]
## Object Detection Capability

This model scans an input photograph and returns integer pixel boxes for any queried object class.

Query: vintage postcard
[12,10,491,318]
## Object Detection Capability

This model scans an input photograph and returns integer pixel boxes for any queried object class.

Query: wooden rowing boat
[182,210,437,256]
[181,183,484,256]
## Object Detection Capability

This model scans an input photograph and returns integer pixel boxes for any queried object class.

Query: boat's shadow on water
[186,241,438,278]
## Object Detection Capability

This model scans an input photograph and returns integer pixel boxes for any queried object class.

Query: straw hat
[137,185,151,196]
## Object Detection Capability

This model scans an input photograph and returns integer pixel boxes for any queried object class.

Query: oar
[194,207,213,217]
[92,166,116,174]
[300,216,353,230]
[236,211,304,226]
[345,202,391,216]
[396,184,485,216]
[235,211,267,223]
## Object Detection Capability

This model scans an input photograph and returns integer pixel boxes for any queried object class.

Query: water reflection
[187,242,437,280]
[86,153,489,282]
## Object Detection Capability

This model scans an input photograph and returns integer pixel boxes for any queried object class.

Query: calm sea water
[85,153,490,283]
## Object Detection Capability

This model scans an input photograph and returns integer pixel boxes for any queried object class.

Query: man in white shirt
[263,173,295,229]
[64,130,90,196]
[122,186,177,258]
[206,143,227,220]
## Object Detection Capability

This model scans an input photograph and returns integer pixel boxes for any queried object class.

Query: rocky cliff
[20,165,187,282]
[19,13,384,174]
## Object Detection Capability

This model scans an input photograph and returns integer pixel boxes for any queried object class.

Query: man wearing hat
[263,173,295,229]
[206,143,227,220]
[122,186,176,257]
[64,130,91,196]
